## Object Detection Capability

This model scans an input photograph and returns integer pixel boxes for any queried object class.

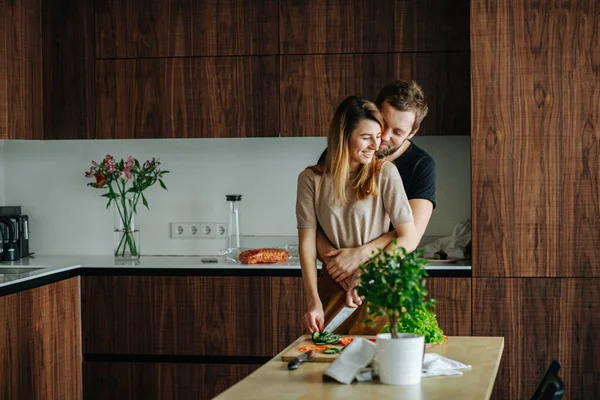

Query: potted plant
[357,245,435,385]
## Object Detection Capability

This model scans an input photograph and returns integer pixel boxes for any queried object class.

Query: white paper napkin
[323,338,377,385]
[421,353,471,377]
[324,341,471,384]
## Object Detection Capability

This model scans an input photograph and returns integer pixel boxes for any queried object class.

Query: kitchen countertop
[216,334,504,400]
[0,255,471,296]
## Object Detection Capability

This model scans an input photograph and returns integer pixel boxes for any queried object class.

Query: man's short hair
[374,80,429,132]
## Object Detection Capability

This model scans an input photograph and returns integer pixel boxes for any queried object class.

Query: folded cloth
[421,353,471,377]
[421,219,471,259]
[323,338,377,385]
[327,350,471,383]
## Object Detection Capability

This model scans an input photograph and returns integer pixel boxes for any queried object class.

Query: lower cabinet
[0,277,82,399]
[473,278,600,400]
[80,274,471,398]
[427,277,472,336]
[83,362,261,400]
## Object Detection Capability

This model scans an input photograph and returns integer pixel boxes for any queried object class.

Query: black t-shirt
[392,141,436,209]
[316,141,436,208]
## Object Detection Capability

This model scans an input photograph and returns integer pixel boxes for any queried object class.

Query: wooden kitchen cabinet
[42,0,95,140]
[96,56,279,138]
[83,361,261,400]
[280,53,470,137]
[0,0,43,140]
[473,278,600,400]
[0,277,82,399]
[272,277,307,353]
[82,275,274,355]
[427,277,471,336]
[95,0,278,58]
[280,0,469,54]
[471,0,600,278]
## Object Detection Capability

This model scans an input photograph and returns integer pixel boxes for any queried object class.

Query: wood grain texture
[280,0,469,54]
[42,0,95,139]
[83,361,261,400]
[427,278,471,337]
[471,0,600,277]
[96,56,279,138]
[280,53,470,136]
[0,277,82,399]
[473,278,600,400]
[81,276,274,356]
[0,0,43,139]
[95,0,278,58]
[271,277,307,353]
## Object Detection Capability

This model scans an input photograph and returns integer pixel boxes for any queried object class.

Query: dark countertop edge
[0,266,471,297]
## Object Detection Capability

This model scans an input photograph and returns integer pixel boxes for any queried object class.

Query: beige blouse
[296,161,414,249]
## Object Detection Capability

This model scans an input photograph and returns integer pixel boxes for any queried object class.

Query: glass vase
[114,196,140,261]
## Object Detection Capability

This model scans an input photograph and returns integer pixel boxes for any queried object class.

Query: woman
[296,96,419,335]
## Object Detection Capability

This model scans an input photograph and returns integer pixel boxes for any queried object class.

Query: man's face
[377,101,417,157]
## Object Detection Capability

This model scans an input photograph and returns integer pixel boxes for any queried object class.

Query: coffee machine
[0,206,30,261]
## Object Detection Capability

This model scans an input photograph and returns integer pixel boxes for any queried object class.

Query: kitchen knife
[323,306,357,333]
[287,349,315,370]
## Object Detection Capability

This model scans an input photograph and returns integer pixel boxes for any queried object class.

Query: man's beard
[376,142,400,158]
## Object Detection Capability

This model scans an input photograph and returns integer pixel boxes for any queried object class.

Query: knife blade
[287,349,315,370]
[323,306,357,333]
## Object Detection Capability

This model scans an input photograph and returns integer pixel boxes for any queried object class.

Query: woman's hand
[325,247,367,283]
[304,304,325,333]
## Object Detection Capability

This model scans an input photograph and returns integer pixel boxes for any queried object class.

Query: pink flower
[125,155,135,169]
[106,155,116,172]
[85,166,95,178]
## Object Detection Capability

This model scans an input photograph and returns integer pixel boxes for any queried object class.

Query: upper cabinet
[95,0,279,58]
[281,53,469,136]
[0,0,43,140]
[96,56,279,138]
[1,0,470,139]
[280,0,470,54]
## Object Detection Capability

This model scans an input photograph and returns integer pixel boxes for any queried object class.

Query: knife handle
[287,359,301,370]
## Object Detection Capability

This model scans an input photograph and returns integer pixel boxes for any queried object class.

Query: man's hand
[325,247,367,283]
[345,287,363,308]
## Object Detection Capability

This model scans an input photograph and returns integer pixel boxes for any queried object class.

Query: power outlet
[170,222,227,239]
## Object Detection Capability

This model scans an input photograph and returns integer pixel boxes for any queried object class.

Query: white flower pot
[376,333,424,385]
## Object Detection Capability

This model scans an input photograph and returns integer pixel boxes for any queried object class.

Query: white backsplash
[0,136,470,255]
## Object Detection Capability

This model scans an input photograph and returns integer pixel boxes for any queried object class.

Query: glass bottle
[226,194,242,249]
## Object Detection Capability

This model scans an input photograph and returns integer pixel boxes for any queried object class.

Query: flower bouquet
[85,155,169,260]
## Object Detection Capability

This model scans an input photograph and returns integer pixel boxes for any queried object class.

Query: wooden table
[216,335,504,400]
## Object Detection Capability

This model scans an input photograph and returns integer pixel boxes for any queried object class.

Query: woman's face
[348,119,382,171]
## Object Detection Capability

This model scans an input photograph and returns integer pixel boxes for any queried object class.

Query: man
[316,80,436,295]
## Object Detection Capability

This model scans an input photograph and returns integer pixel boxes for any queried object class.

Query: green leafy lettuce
[381,308,447,344]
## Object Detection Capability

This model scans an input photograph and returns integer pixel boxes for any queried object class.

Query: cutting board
[281,334,369,363]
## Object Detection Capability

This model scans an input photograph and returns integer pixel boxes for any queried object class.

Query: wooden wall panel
[271,277,307,353]
[280,0,469,54]
[471,0,600,277]
[473,278,600,400]
[96,56,279,138]
[42,0,95,139]
[0,277,82,399]
[95,0,278,58]
[281,53,470,136]
[0,0,43,139]
[81,276,274,356]
[427,278,471,337]
[83,362,261,400]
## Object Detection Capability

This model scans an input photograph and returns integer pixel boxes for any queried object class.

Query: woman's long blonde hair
[311,96,384,204]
